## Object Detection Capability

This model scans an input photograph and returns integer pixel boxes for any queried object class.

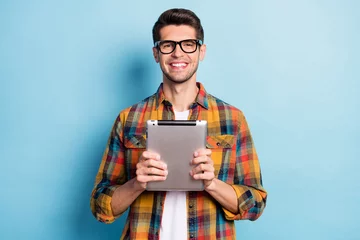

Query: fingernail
[156,155,160,160]
[194,152,198,157]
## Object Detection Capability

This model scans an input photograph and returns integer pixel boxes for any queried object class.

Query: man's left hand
[190,149,215,189]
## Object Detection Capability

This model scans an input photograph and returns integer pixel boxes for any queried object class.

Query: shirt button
[216,142,221,146]
[189,204,193,208]
[190,234,194,238]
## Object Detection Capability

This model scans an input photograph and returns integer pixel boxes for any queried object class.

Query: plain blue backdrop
[1,0,359,239]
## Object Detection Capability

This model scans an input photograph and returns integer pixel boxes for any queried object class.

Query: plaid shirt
[91,82,267,239]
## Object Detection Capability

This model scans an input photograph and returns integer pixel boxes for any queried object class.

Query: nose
[171,43,184,57]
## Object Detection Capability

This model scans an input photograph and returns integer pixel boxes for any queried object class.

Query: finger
[140,151,161,161]
[192,171,215,180]
[138,167,168,177]
[137,174,167,183]
[191,155,213,165]
[194,148,212,157]
[144,159,167,170]
[136,161,167,173]
[191,163,214,175]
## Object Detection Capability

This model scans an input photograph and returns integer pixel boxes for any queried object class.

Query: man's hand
[190,149,215,189]
[135,151,168,190]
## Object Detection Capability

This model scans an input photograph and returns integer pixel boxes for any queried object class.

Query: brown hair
[152,8,204,44]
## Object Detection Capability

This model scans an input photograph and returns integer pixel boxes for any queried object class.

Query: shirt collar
[155,82,209,110]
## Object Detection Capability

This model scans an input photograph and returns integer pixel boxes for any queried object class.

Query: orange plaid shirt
[91,82,267,239]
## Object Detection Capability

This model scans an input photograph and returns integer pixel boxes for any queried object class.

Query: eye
[183,40,196,47]
[161,41,174,49]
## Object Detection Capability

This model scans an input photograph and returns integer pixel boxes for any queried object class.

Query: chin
[163,73,195,85]
[165,77,191,85]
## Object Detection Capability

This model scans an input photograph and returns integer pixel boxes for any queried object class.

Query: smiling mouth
[170,62,188,69]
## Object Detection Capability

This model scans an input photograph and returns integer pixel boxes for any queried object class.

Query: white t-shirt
[159,110,189,240]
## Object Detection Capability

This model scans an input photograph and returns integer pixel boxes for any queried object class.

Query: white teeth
[171,63,186,67]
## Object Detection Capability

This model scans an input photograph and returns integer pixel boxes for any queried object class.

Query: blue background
[1,0,359,239]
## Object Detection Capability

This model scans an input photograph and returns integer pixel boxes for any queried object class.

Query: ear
[153,47,159,63]
[199,44,206,61]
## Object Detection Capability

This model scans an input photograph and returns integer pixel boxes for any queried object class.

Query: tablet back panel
[146,120,207,191]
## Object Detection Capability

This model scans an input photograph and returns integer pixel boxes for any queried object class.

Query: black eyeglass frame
[154,39,203,54]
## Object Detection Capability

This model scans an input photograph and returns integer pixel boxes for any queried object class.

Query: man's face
[153,25,206,84]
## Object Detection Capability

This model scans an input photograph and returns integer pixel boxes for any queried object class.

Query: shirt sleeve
[223,112,267,221]
[90,114,127,223]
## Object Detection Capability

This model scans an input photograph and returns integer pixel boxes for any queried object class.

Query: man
[91,8,267,240]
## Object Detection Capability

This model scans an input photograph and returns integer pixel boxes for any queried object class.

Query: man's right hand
[110,152,168,216]
[135,151,168,189]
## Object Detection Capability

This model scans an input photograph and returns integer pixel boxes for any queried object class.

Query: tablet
[146,120,207,191]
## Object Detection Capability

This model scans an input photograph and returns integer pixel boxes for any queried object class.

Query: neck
[162,79,199,112]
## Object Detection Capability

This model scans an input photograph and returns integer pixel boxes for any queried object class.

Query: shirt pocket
[206,134,235,149]
[123,135,146,179]
[206,134,235,179]
[124,135,146,149]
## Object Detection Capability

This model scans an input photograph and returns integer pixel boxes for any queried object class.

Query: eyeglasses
[154,39,203,54]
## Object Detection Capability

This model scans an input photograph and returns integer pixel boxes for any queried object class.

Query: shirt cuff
[222,184,255,221]
[91,185,121,224]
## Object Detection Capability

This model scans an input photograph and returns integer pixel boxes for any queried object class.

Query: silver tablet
[146,120,207,191]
